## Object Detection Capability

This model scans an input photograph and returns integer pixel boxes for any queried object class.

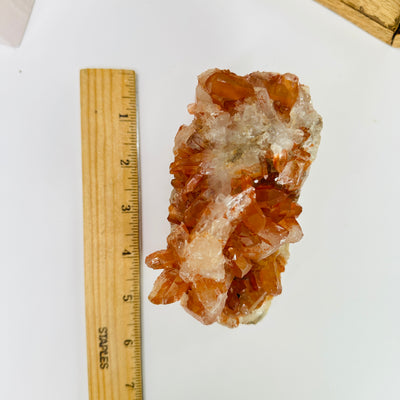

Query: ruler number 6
[124,339,133,347]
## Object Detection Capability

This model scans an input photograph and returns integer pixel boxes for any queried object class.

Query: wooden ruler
[314,0,400,47]
[80,69,142,400]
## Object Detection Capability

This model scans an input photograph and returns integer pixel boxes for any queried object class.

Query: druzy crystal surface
[146,69,322,327]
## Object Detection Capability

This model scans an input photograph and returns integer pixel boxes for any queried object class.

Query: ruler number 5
[123,294,133,302]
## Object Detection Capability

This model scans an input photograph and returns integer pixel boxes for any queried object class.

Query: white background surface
[1,1,400,399]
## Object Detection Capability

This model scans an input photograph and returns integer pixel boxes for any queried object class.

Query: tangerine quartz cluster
[146,69,322,327]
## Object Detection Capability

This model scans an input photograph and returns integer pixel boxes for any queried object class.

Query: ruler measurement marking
[123,72,135,397]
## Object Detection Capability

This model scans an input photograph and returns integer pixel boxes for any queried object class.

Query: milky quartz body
[146,69,322,327]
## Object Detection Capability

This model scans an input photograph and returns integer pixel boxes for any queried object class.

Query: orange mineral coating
[146,69,322,327]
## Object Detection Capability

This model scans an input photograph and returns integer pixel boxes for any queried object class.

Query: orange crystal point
[148,268,190,305]
[146,69,322,327]
[205,70,255,110]
[181,274,233,325]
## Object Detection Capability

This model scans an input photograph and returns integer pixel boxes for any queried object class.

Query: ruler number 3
[121,204,131,212]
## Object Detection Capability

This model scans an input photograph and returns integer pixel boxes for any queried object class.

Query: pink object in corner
[0,0,35,47]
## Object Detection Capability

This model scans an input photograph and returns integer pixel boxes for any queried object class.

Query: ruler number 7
[126,381,135,390]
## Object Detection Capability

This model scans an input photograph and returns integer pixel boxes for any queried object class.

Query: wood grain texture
[81,69,142,400]
[393,29,400,46]
[342,0,400,29]
[315,0,400,46]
